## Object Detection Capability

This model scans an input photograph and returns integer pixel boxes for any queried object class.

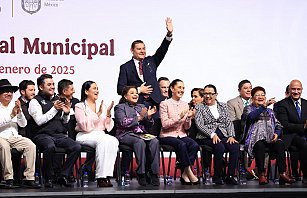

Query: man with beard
[28,74,81,188]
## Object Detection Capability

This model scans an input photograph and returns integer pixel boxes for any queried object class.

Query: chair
[116,144,134,186]
[160,144,176,185]
[76,144,96,187]
[286,145,301,179]
[245,147,278,184]
[36,147,79,185]
[199,144,235,182]
[160,144,201,185]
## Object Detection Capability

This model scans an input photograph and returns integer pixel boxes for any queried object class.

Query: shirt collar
[291,97,301,106]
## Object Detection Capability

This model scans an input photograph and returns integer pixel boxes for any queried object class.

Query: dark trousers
[291,135,307,177]
[34,134,81,179]
[119,133,160,175]
[253,140,286,173]
[199,129,239,178]
[159,136,199,170]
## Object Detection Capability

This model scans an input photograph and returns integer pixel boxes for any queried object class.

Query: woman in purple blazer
[160,79,199,185]
[114,86,160,186]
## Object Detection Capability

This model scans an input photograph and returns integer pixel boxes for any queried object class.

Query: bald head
[289,79,303,101]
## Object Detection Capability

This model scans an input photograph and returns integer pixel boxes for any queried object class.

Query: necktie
[138,61,143,75]
[244,100,249,107]
[295,101,301,119]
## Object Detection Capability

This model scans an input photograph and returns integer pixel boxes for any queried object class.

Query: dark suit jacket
[117,37,172,105]
[275,97,307,148]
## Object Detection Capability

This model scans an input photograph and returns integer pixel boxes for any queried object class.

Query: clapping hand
[62,100,71,114]
[179,109,188,119]
[11,99,21,118]
[147,106,157,119]
[106,101,114,117]
[138,107,148,121]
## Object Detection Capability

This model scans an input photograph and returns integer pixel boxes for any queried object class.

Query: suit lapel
[237,96,244,114]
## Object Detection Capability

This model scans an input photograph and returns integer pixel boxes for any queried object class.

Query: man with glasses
[0,79,40,189]
[275,79,307,184]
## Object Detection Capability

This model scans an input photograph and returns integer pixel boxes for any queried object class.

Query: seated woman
[114,86,160,186]
[188,88,204,139]
[75,81,119,187]
[195,84,239,185]
[242,86,295,185]
[159,79,199,185]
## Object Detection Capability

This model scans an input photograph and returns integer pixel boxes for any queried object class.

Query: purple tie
[138,61,143,75]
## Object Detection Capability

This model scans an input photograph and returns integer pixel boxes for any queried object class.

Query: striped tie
[295,101,301,119]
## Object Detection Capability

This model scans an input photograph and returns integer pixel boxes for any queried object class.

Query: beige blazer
[227,96,245,121]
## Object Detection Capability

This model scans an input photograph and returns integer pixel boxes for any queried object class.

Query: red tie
[138,61,143,75]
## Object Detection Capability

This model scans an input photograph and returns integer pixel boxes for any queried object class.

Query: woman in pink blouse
[160,79,199,185]
[75,81,119,187]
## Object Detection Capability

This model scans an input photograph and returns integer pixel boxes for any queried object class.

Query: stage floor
[0,178,307,198]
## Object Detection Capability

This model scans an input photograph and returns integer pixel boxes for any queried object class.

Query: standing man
[117,17,173,115]
[275,79,307,183]
[158,77,170,100]
[28,74,81,188]
[0,79,40,188]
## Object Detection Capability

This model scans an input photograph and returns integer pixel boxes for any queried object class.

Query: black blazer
[117,37,172,105]
[275,97,307,148]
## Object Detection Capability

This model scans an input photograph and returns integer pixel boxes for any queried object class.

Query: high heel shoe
[279,172,295,185]
[180,177,192,185]
[191,179,200,185]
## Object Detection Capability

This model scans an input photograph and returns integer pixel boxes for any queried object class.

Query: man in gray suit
[227,80,254,179]
[227,80,252,124]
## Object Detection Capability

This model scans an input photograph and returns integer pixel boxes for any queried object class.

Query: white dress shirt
[0,102,27,139]
[28,98,69,126]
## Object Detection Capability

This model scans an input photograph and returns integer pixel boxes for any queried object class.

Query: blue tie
[295,101,301,119]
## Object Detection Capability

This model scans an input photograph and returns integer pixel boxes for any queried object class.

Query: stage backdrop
[1,0,307,105]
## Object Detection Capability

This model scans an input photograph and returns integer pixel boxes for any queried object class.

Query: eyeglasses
[204,93,216,97]
[254,94,266,97]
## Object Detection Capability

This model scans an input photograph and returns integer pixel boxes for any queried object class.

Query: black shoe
[23,180,42,188]
[146,172,151,184]
[4,179,20,189]
[58,176,74,187]
[44,179,54,188]
[302,177,307,184]
[137,174,147,186]
[180,177,192,185]
[150,174,160,186]
[13,179,23,186]
[224,176,238,185]
[292,174,301,182]
[68,175,76,183]
[212,176,224,185]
